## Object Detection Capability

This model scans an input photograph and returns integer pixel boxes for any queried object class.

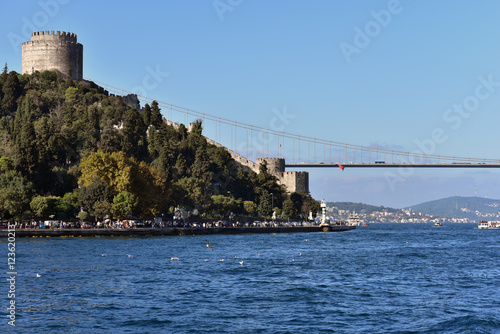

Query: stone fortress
[206,138,310,194]
[256,158,309,194]
[22,31,83,81]
[21,30,309,194]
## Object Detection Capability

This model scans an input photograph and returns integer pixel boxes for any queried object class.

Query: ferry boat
[347,214,361,226]
[478,220,500,229]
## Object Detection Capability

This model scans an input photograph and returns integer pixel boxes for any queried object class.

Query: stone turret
[257,158,309,193]
[22,31,83,81]
[256,158,285,174]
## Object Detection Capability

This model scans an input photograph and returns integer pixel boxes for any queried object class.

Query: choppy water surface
[2,223,500,333]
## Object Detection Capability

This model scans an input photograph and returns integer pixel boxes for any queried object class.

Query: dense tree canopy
[0,68,317,220]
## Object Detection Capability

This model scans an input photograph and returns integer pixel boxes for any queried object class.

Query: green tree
[112,191,139,218]
[283,199,296,219]
[56,191,79,218]
[191,146,213,184]
[175,177,207,209]
[290,192,304,217]
[209,195,242,216]
[14,99,38,180]
[30,195,52,218]
[243,200,257,215]
[142,103,152,126]
[174,153,188,178]
[132,162,171,217]
[0,156,14,173]
[121,107,146,159]
[0,171,34,218]
[77,210,88,222]
[78,177,112,217]
[62,191,79,209]
[1,72,22,113]
[100,127,121,153]
[93,200,112,221]
[30,195,65,219]
[257,191,273,218]
[64,86,78,104]
[150,100,163,128]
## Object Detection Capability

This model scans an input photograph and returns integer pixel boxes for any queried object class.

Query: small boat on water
[434,222,442,227]
[478,220,500,229]
[361,222,369,227]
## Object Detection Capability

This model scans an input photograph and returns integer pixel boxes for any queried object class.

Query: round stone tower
[22,31,83,81]
[256,158,285,175]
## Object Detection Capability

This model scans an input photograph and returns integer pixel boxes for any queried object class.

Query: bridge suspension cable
[87,78,500,165]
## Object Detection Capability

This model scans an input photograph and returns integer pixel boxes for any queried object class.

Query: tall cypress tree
[1,72,22,114]
[150,100,163,128]
[142,103,152,126]
[15,100,38,181]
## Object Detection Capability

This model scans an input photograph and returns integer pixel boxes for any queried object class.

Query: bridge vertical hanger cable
[308,142,310,163]
[266,130,269,158]
[282,133,285,159]
[314,142,316,163]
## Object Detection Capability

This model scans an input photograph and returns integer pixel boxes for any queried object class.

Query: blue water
[2,223,500,333]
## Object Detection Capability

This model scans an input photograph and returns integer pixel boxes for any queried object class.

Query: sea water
[2,223,499,333]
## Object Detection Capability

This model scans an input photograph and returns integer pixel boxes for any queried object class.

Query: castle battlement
[28,31,78,43]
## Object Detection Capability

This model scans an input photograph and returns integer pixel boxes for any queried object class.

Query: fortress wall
[203,136,259,173]
[279,171,309,194]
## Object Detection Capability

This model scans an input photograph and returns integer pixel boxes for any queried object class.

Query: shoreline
[0,225,355,238]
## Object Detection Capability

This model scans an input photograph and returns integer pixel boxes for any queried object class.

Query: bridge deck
[285,163,500,168]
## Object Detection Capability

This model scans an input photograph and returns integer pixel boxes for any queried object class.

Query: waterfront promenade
[0,223,355,238]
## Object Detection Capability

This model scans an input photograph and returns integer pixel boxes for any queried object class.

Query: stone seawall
[0,226,355,238]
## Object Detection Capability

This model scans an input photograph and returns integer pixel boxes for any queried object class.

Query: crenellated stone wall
[255,158,309,194]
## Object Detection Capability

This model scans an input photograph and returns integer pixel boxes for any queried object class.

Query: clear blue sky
[1,0,500,208]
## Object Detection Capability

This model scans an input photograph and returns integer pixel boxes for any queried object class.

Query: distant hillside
[407,196,500,219]
[326,202,399,215]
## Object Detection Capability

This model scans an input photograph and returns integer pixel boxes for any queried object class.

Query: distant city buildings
[326,205,477,223]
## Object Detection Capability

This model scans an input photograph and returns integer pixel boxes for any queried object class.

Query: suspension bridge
[88,79,500,172]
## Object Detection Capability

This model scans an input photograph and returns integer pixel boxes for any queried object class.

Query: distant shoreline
[0,225,355,238]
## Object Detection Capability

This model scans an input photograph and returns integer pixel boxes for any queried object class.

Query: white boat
[434,222,442,226]
[478,220,500,229]
[347,214,361,226]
